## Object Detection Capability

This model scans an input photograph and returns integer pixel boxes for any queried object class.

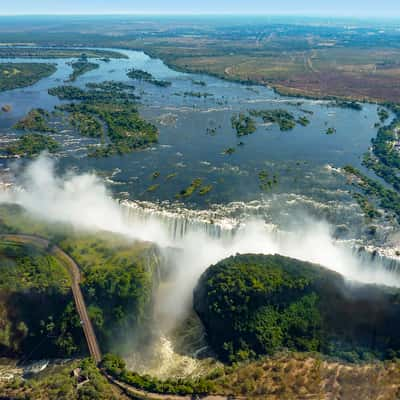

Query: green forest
[194,254,400,363]
[0,205,161,359]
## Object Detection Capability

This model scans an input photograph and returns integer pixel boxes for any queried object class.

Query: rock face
[194,254,400,362]
[0,289,80,358]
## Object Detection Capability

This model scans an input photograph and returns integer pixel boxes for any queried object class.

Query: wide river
[0,48,394,247]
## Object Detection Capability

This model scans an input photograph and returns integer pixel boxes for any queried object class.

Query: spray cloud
[1,154,399,329]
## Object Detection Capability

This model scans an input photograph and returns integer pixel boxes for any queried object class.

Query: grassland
[0,62,56,92]
[138,43,400,103]
[1,19,400,102]
[211,353,400,399]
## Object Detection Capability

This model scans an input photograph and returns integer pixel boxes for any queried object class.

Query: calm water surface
[0,49,382,211]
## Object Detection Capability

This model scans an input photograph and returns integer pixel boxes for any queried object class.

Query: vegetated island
[4,80,157,158]
[258,170,278,192]
[326,100,363,110]
[0,63,56,92]
[363,104,400,192]
[249,109,310,131]
[6,133,60,157]
[68,59,99,82]
[344,104,400,221]
[231,113,257,136]
[344,165,400,222]
[127,68,171,87]
[183,91,213,98]
[47,82,157,157]
[231,109,311,136]
[378,107,390,122]
[5,108,60,157]
[13,108,54,133]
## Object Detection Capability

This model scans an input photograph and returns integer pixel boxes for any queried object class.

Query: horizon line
[0,12,399,19]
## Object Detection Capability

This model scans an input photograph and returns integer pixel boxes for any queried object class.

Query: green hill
[0,240,82,358]
[194,254,400,363]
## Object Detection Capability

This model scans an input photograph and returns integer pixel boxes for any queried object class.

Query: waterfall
[120,199,400,277]
[353,246,400,275]
[120,199,239,242]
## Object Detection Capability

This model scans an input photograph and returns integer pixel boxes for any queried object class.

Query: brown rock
[1,104,12,112]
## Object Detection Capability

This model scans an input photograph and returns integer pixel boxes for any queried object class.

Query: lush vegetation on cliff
[194,254,400,363]
[0,239,83,358]
[0,204,161,358]
[60,234,160,351]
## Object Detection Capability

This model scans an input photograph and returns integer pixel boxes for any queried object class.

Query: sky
[1,0,400,17]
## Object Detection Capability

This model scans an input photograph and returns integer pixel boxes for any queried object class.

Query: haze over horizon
[1,0,400,18]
